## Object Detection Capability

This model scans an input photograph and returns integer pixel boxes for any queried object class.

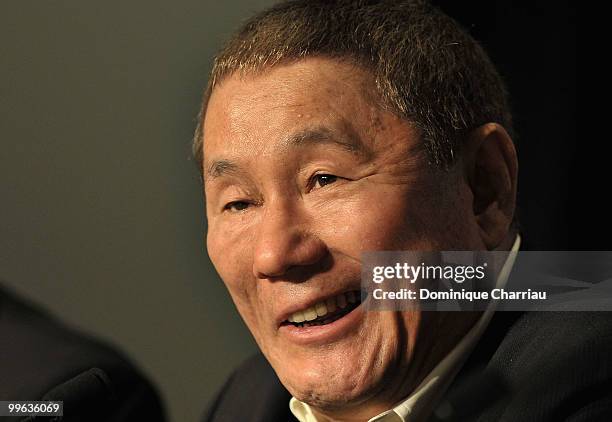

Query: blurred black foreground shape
[0,283,165,422]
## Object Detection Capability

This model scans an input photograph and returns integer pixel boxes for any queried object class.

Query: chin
[285,365,380,410]
[270,333,402,410]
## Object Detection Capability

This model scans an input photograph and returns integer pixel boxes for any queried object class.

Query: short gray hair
[193,0,513,171]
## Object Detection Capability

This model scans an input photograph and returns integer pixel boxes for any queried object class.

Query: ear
[463,123,518,250]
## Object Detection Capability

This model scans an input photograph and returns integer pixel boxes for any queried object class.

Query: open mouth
[281,290,363,328]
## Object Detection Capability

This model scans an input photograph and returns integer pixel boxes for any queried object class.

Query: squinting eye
[312,174,338,189]
[224,201,250,212]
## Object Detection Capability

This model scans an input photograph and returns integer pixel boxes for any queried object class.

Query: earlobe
[464,123,518,249]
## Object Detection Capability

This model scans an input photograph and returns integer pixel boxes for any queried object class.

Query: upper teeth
[288,291,358,323]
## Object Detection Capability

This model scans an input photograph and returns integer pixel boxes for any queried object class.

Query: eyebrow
[206,159,239,181]
[205,125,371,182]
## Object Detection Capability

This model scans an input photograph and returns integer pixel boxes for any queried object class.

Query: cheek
[207,215,256,279]
[333,182,477,252]
[314,185,425,251]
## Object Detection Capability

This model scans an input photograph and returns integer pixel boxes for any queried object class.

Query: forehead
[202,58,383,154]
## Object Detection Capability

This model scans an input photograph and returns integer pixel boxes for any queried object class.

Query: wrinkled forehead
[201,58,389,161]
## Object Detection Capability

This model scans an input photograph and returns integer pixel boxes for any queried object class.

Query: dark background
[0,1,580,421]
[435,0,586,250]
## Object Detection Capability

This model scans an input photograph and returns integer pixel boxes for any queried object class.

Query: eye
[311,174,338,189]
[223,201,250,212]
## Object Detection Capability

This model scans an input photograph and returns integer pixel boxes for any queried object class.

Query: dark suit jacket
[0,284,165,422]
[202,311,612,422]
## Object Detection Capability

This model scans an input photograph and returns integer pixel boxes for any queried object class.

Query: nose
[252,202,328,280]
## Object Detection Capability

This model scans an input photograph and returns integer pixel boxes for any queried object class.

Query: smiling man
[195,1,609,422]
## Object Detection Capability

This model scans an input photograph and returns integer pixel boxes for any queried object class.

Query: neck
[496,230,518,251]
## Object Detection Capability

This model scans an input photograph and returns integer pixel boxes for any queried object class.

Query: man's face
[203,58,483,412]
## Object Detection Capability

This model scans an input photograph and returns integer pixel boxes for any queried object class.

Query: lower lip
[278,303,365,345]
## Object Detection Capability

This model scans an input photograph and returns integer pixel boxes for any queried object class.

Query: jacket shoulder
[202,353,295,422]
[483,311,612,421]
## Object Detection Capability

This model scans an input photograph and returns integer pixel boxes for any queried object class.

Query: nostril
[253,229,329,279]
